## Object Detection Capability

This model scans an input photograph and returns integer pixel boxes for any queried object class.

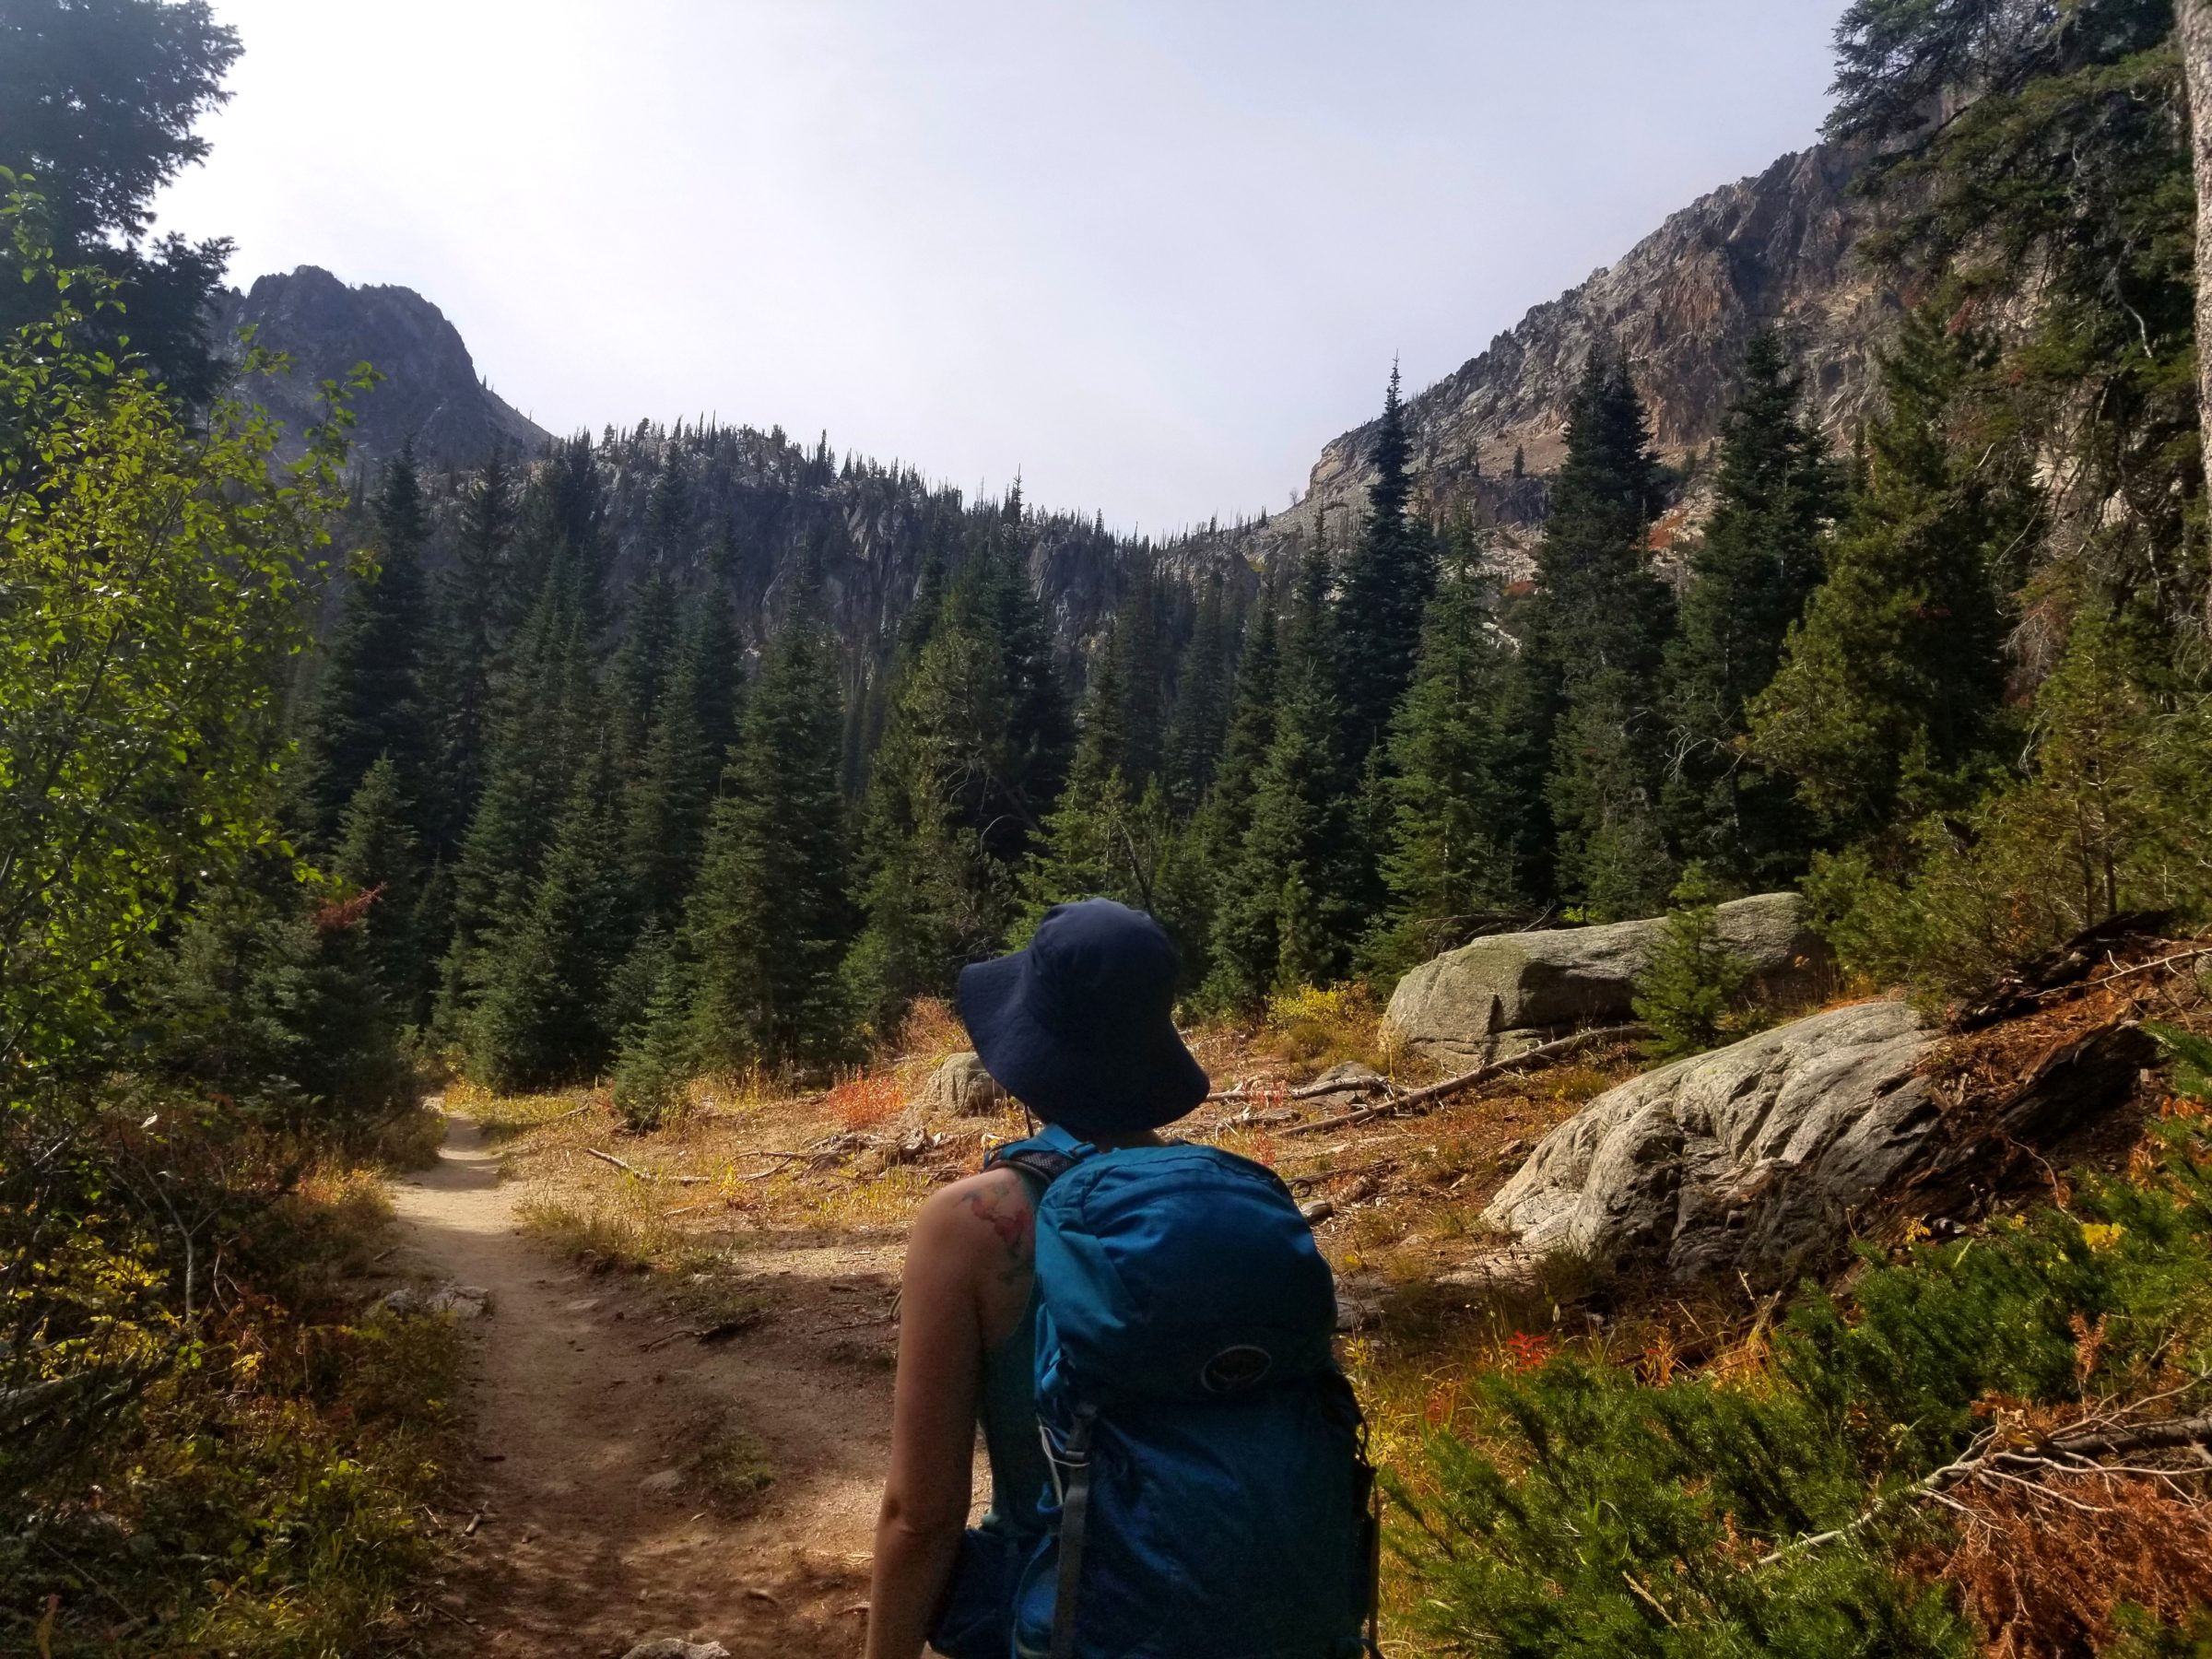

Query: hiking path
[386,1109,901,1657]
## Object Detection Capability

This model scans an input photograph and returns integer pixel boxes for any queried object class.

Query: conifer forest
[17,1,2212,1654]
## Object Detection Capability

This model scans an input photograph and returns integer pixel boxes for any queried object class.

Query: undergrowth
[3,1105,463,1655]
[1390,1047,2212,1656]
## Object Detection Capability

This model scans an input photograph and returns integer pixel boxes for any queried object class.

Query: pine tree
[300,446,433,847]
[611,947,697,1131]
[1162,574,1233,818]
[607,565,680,763]
[1178,598,1279,994]
[468,736,634,1089]
[1206,536,1356,1005]
[1748,306,2019,841]
[624,590,741,931]
[1631,864,1759,1060]
[330,757,427,1029]
[1661,332,1841,885]
[686,597,854,1071]
[1111,561,1169,793]
[436,544,600,1035]
[1335,364,1438,767]
[846,530,1070,1022]
[1370,524,1524,973]
[1021,629,1135,926]
[1528,347,1677,918]
[971,512,1076,847]
[419,443,512,862]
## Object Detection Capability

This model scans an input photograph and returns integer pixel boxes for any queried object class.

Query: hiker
[865,898,1380,1659]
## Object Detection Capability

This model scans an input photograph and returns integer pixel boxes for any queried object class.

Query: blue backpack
[932,1124,1382,1659]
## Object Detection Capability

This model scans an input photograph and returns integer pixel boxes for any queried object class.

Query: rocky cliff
[1222,141,1903,575]
[216,267,548,469]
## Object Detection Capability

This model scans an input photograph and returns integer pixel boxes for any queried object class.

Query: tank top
[976,1167,1049,1538]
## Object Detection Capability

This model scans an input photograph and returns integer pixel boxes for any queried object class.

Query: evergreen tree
[624,589,741,931]
[1661,332,1841,885]
[300,446,433,847]
[1370,524,1524,974]
[330,757,426,1028]
[607,565,681,763]
[1748,306,2019,841]
[1631,864,1759,1060]
[1162,574,1233,818]
[846,532,1070,1021]
[1111,561,1169,792]
[1334,364,1438,766]
[687,597,854,1071]
[1022,629,1137,925]
[1206,537,1356,1004]
[419,443,512,860]
[971,515,1076,846]
[611,947,697,1131]
[0,0,241,403]
[1178,598,1279,994]
[435,544,600,1035]
[468,736,632,1089]
[1527,347,1677,917]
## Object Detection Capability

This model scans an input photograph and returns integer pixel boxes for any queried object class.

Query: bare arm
[865,1170,1034,1659]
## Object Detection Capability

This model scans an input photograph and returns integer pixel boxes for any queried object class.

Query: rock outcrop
[1384,894,1830,1070]
[216,266,548,470]
[1484,1000,1938,1285]
[1206,140,1902,579]
[917,1052,1007,1117]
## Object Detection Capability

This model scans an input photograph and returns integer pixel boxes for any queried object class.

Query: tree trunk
[2181,1,2212,549]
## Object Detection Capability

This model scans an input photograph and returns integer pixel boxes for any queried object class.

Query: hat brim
[957,948,1208,1138]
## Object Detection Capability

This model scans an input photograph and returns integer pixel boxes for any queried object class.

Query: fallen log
[1759,1411,2212,1566]
[1277,1024,1647,1138]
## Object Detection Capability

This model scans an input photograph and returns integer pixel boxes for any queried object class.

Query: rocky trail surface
[387,1112,897,1657]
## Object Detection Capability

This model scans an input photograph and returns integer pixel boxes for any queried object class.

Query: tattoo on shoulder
[959,1178,1034,1283]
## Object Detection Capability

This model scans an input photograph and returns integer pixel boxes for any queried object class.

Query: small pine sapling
[1632,865,1759,1060]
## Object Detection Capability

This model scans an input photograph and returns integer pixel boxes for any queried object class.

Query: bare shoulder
[910,1167,1036,1281]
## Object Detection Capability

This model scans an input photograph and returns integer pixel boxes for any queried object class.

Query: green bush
[1394,1105,2212,1655]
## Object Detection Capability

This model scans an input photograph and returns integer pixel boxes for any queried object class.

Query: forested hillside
[347,0,2212,1105]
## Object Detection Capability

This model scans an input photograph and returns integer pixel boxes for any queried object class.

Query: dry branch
[1277,1024,1647,1139]
[1759,1413,2212,1566]
[583,1147,710,1184]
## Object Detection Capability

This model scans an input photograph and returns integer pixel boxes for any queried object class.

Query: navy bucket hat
[956,899,1209,1138]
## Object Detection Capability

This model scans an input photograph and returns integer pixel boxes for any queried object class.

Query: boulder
[1384,893,1830,1069]
[376,1282,490,1319]
[918,1052,1007,1117]
[1482,1000,1937,1286]
[621,1642,730,1659]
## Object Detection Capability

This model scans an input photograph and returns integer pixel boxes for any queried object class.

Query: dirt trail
[388,1112,898,1656]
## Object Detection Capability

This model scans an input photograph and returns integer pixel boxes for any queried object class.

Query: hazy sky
[153,2,1850,533]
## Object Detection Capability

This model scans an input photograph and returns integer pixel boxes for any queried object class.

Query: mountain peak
[218,266,549,470]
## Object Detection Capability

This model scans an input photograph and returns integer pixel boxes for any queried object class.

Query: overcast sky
[153,1,1850,534]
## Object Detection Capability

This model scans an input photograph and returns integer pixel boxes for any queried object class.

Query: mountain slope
[1228,140,1900,574]
[218,266,549,468]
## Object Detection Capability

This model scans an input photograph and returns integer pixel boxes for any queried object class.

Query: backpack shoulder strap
[983,1121,1095,1190]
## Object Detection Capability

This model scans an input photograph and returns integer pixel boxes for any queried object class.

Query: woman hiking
[865,899,1380,1659]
